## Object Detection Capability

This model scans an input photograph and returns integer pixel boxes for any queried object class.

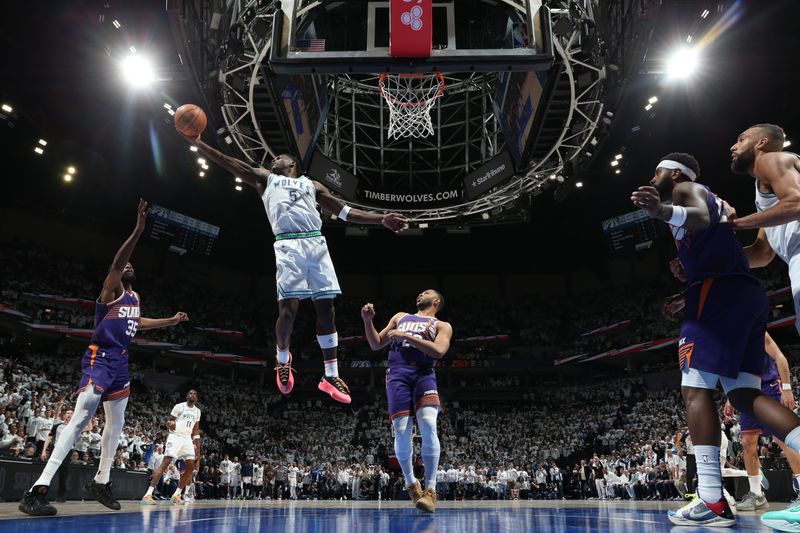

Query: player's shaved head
[750,123,786,152]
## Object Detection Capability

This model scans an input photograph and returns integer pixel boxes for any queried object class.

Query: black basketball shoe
[85,479,122,510]
[19,485,57,516]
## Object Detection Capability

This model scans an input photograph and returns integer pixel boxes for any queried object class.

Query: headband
[657,160,697,181]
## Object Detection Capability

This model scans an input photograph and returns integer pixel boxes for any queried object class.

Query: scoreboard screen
[601,209,670,253]
[147,204,220,257]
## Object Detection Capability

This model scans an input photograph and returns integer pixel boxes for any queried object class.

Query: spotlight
[163,103,172,110]
[235,177,242,183]
[648,96,658,104]
[665,47,699,80]
[38,139,47,146]
[129,46,137,54]
[197,158,206,165]
[614,154,623,160]
[701,9,710,19]
[224,136,233,145]
[63,174,73,182]
[575,181,583,188]
[481,212,490,220]
[121,54,155,88]
[590,137,598,146]
[67,166,76,174]
[419,223,429,229]
[1,104,12,113]
[202,164,209,170]
[34,147,44,155]
[168,109,175,116]
[199,171,205,177]
[615,169,621,175]
[610,160,619,167]
[112,19,122,29]
[235,185,243,191]
[645,104,653,111]
[784,140,791,148]
[190,146,198,152]
[686,35,693,43]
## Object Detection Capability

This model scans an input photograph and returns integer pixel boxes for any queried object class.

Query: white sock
[324,359,338,378]
[33,388,101,488]
[277,348,290,365]
[392,416,416,486]
[785,426,800,453]
[145,486,154,497]
[94,396,128,485]
[416,406,441,491]
[694,445,723,504]
[748,475,763,496]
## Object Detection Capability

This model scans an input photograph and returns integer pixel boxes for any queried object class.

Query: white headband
[657,160,697,181]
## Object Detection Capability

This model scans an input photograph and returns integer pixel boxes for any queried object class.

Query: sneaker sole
[18,505,57,517]
[668,515,736,527]
[761,518,800,532]
[318,381,351,404]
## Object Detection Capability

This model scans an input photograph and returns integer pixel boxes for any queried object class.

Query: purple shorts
[740,380,782,436]
[679,276,768,379]
[386,365,440,420]
[77,345,131,402]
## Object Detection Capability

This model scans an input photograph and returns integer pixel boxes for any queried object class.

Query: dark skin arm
[181,132,268,195]
[732,152,800,229]
[631,181,711,231]
[313,181,409,233]
[139,312,189,330]
[98,199,148,305]
[192,422,201,473]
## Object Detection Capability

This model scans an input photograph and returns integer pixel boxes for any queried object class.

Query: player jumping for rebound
[631,153,800,528]
[19,199,189,516]
[182,131,408,404]
[361,290,453,512]
[141,389,202,505]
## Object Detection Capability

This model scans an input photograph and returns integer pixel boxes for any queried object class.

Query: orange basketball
[174,104,207,137]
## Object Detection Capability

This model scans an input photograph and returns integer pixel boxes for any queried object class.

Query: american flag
[296,39,326,52]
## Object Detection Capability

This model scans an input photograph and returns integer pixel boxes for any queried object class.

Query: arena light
[610,160,619,167]
[199,171,205,177]
[38,139,47,146]
[686,35,693,43]
[575,181,584,188]
[34,147,44,155]
[190,146,198,152]
[1,104,12,113]
[67,166,76,174]
[129,46,137,54]
[202,164,209,170]
[163,103,172,110]
[63,174,73,183]
[645,103,653,111]
[665,47,699,80]
[235,177,242,183]
[167,109,175,116]
[197,158,206,165]
[615,169,621,175]
[481,212,490,220]
[785,140,791,148]
[112,19,122,29]
[120,54,156,88]
[614,154,623,160]
[701,9,710,19]
[235,185,243,191]
[648,96,658,104]
[419,222,429,229]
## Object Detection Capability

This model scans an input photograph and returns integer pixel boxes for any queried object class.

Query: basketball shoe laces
[274,362,295,384]
[329,376,350,394]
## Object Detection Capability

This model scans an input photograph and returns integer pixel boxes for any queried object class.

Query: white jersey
[170,402,201,438]
[262,173,322,236]
[755,179,800,263]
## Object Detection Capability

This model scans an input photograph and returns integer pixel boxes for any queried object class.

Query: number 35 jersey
[91,290,140,351]
[262,173,322,236]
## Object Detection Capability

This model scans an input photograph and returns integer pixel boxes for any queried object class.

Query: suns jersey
[261,173,322,236]
[170,402,201,438]
[671,185,754,286]
[90,290,140,350]
[388,314,439,368]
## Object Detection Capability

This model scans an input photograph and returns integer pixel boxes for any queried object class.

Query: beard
[730,149,755,174]
[416,298,433,311]
[122,272,136,284]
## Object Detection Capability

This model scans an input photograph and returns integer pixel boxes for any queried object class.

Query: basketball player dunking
[19,199,189,516]
[632,153,800,527]
[182,132,409,404]
[141,389,202,505]
[361,290,453,513]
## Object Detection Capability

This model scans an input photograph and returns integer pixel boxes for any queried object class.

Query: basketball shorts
[386,365,440,420]
[678,275,768,382]
[739,380,783,436]
[273,233,341,301]
[165,434,196,460]
[78,345,130,402]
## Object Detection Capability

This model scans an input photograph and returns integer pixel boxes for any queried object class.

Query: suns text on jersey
[117,306,140,318]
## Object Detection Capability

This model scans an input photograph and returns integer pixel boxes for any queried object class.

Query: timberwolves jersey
[755,177,800,263]
[672,186,753,286]
[261,173,322,236]
[91,291,140,350]
[388,314,439,368]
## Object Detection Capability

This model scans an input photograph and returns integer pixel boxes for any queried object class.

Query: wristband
[338,205,352,221]
[667,205,687,227]
[782,383,792,391]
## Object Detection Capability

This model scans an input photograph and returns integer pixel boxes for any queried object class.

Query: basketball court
[0,500,785,532]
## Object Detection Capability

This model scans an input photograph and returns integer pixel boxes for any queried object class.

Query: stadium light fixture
[614,154,623,160]
[63,174,72,182]
[38,139,47,146]
[665,47,699,80]
[129,46,137,54]
[199,171,205,177]
[648,96,658,104]
[645,104,653,111]
[163,103,172,110]
[197,158,206,165]
[1,104,12,113]
[481,212,490,220]
[419,223,429,229]
[701,9,710,19]
[34,147,44,155]
[615,169,621,175]
[610,160,619,167]
[235,185,243,191]
[575,182,583,188]
[235,177,242,183]
[120,54,155,88]
[112,20,121,29]
[67,166,76,174]
[686,35,693,43]
[202,164,209,170]
[190,146,198,152]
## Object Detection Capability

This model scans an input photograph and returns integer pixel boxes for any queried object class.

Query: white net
[379,73,445,140]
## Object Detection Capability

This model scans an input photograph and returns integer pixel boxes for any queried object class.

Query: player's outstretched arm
[139,312,189,331]
[313,181,409,233]
[631,182,710,231]
[732,152,800,230]
[99,199,148,305]
[180,132,268,195]
[388,321,453,360]
[361,306,403,350]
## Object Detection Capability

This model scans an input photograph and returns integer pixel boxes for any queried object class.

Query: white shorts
[680,367,761,394]
[788,253,800,334]
[164,434,196,460]
[221,475,230,485]
[243,476,252,484]
[274,234,341,301]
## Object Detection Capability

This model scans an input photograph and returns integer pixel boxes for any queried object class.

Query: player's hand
[386,330,405,341]
[361,304,376,322]
[172,312,189,324]
[135,198,149,233]
[631,186,667,219]
[40,452,47,461]
[168,421,176,431]
[669,258,686,282]
[723,399,735,418]
[719,198,737,223]
[381,213,410,233]
[661,294,686,320]
[178,130,201,146]
[781,389,796,410]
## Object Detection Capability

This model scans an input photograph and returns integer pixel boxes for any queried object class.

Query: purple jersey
[388,314,439,368]
[762,356,780,384]
[90,290,140,350]
[673,186,754,286]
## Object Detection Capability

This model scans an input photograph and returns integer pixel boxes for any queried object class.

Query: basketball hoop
[379,72,445,140]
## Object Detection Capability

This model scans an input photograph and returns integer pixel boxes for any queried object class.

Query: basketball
[174,104,207,137]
